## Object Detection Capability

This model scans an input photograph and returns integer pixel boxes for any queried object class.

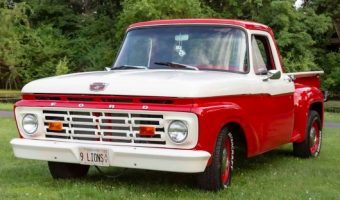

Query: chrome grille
[42,109,166,145]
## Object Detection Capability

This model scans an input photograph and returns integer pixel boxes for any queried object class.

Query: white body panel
[11,139,210,173]
[22,69,294,97]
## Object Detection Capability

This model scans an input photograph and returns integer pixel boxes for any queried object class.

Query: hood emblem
[90,82,108,92]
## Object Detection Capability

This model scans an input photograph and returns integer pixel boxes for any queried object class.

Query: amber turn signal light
[48,122,63,131]
[139,126,155,136]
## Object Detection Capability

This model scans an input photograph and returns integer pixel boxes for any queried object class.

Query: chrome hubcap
[309,127,316,146]
[221,148,228,173]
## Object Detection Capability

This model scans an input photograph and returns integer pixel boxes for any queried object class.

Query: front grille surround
[15,107,199,149]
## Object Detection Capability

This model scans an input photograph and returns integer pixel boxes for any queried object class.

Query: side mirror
[263,69,281,81]
[105,67,111,71]
[322,90,329,102]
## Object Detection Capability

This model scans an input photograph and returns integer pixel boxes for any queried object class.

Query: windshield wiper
[111,65,148,70]
[154,62,199,71]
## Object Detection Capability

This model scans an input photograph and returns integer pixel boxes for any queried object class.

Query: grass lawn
[0,89,21,96]
[0,103,13,111]
[1,117,339,199]
[0,89,20,94]
[324,112,340,123]
[0,89,20,110]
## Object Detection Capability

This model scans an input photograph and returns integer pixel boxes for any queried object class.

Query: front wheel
[197,128,234,191]
[293,110,322,158]
[48,161,90,179]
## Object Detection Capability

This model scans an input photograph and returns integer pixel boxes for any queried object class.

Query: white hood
[22,69,258,98]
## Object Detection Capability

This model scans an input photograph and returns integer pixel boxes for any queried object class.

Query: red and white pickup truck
[11,19,324,190]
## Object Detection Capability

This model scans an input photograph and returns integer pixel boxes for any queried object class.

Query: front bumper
[10,139,210,173]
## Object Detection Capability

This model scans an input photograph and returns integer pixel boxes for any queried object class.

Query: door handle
[284,75,295,82]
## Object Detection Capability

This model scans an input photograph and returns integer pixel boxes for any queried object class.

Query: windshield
[114,26,248,73]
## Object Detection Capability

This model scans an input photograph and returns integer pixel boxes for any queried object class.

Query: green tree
[115,0,217,44]
[0,0,32,89]
[302,0,340,94]
[28,0,120,72]
[55,57,70,75]
[320,52,340,93]
[19,25,69,84]
[204,0,332,72]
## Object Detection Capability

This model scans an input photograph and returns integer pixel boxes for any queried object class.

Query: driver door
[251,32,295,152]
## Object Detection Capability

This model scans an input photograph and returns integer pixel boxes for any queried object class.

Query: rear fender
[292,84,324,143]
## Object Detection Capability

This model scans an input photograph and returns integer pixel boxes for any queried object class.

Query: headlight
[168,120,188,143]
[22,114,38,135]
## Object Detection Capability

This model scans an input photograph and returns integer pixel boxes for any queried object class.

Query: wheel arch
[223,122,248,166]
[309,101,324,126]
[192,102,260,163]
[224,122,247,153]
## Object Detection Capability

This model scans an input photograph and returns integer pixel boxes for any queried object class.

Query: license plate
[79,148,109,166]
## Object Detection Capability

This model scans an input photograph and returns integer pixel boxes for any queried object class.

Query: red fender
[291,84,324,143]
[191,99,261,158]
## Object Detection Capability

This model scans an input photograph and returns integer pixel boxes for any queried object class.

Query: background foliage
[0,0,339,94]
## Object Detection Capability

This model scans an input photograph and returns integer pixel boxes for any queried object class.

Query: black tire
[48,161,90,179]
[293,110,322,158]
[197,127,234,191]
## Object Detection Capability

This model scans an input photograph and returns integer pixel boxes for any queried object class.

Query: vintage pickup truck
[11,19,324,190]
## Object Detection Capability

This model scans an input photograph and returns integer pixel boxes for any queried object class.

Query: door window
[251,35,275,75]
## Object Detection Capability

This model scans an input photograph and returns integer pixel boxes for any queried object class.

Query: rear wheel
[48,162,90,179]
[293,110,322,158]
[197,127,234,191]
